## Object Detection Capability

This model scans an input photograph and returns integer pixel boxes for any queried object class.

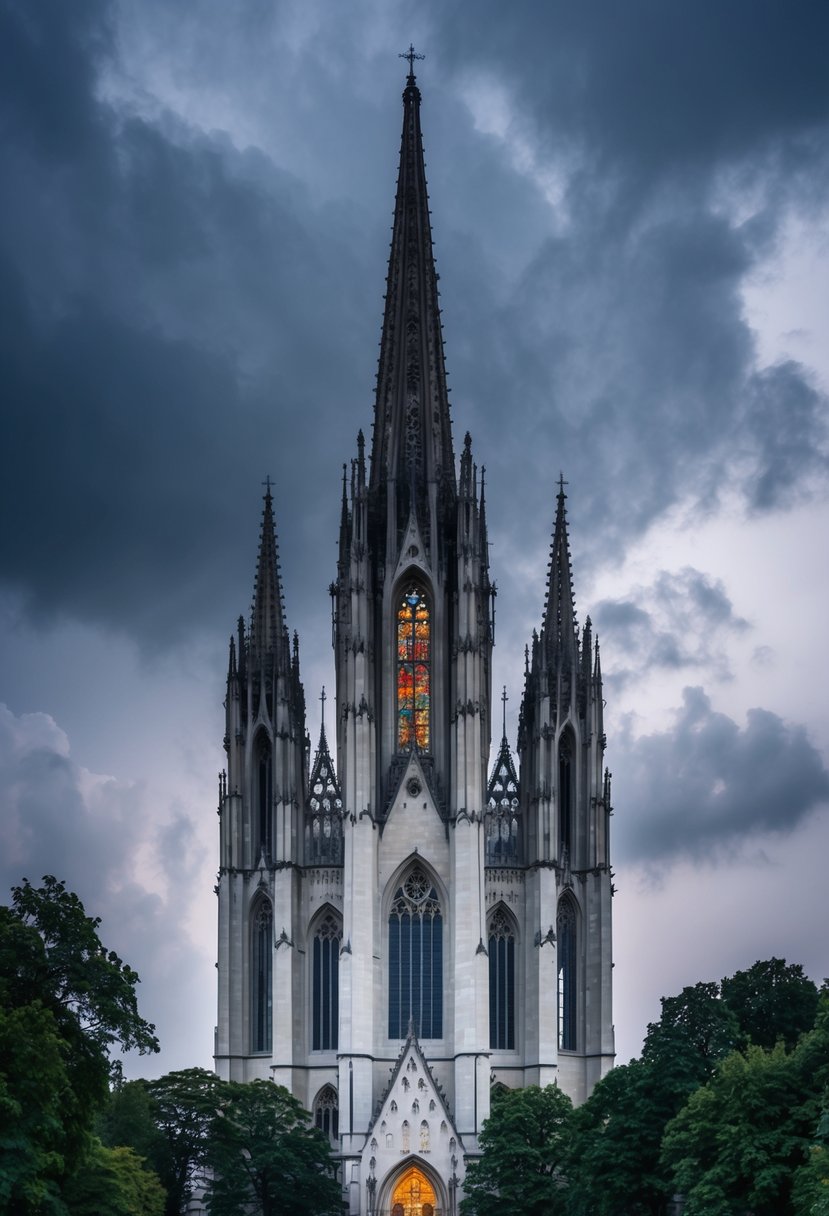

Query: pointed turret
[306,691,344,865]
[370,57,456,545]
[542,475,578,661]
[485,688,521,865]
[250,484,289,672]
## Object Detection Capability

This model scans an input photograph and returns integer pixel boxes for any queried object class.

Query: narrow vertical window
[397,586,430,751]
[312,912,341,1051]
[313,1085,339,1146]
[255,733,273,860]
[558,733,573,857]
[557,897,577,1051]
[251,900,272,1053]
[388,867,442,1038]
[488,907,516,1050]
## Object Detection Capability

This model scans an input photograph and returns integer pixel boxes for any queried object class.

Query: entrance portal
[390,1166,437,1216]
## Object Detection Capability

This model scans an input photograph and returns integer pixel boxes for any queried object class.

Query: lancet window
[558,731,573,858]
[250,898,272,1053]
[488,906,516,1050]
[557,895,577,1051]
[254,731,273,861]
[388,867,443,1039]
[397,585,430,751]
[312,911,341,1051]
[313,1084,339,1146]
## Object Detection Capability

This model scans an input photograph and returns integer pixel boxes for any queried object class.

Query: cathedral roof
[370,60,455,500]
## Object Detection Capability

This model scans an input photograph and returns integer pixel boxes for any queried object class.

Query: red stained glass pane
[397,587,430,750]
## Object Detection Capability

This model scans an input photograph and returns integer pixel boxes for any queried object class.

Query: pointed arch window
[557,896,577,1051]
[251,899,272,1053]
[388,867,442,1039]
[558,732,573,858]
[255,732,273,861]
[313,1084,339,1147]
[488,907,516,1050]
[312,912,341,1051]
[397,586,430,751]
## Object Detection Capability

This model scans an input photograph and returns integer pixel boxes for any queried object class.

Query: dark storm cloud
[0,700,212,1072]
[0,0,380,648]
[595,568,749,688]
[613,686,829,864]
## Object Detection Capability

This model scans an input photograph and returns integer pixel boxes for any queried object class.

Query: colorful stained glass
[397,587,430,750]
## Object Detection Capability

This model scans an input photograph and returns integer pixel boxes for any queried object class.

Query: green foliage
[145,1068,222,1215]
[661,998,829,1216]
[0,876,159,1209]
[642,981,739,1089]
[203,1079,340,1216]
[721,957,819,1050]
[63,1139,166,1216]
[460,1084,572,1216]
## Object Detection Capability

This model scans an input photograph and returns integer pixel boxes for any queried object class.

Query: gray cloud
[613,686,829,864]
[0,701,213,1073]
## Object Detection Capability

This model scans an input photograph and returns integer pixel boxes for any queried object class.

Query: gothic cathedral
[216,63,615,1215]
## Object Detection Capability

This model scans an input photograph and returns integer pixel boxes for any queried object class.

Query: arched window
[251,899,272,1053]
[388,867,442,1039]
[255,732,273,860]
[488,906,516,1050]
[557,896,577,1051]
[312,911,341,1051]
[397,586,430,751]
[313,1084,339,1146]
[558,731,573,858]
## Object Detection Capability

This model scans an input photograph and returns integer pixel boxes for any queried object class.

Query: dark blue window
[312,913,341,1051]
[557,897,577,1050]
[388,868,443,1039]
[251,899,272,1053]
[489,908,516,1050]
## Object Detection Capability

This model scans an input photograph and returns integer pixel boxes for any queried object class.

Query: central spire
[370,58,456,507]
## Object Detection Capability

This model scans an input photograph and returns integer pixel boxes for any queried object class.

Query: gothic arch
[312,1083,339,1146]
[557,725,576,859]
[249,893,273,1054]
[393,579,433,753]
[487,903,518,1051]
[385,860,445,1040]
[307,904,342,1052]
[252,727,273,861]
[556,891,580,1052]
[378,1159,447,1216]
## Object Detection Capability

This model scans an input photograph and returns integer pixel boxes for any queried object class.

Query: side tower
[216,488,308,1083]
[332,57,494,1202]
[515,478,615,1103]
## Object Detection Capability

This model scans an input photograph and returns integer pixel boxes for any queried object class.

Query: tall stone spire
[370,58,456,512]
[250,482,289,672]
[542,475,578,662]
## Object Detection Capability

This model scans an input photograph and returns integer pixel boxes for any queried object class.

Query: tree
[661,996,829,1216]
[203,1080,340,1216]
[63,1139,166,1216]
[721,957,819,1050]
[145,1069,223,1215]
[460,1084,572,1216]
[642,981,739,1089]
[0,876,159,1208]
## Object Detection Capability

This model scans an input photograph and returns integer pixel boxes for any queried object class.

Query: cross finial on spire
[399,43,425,79]
[262,475,273,499]
[558,472,568,497]
[319,685,326,730]
[501,685,508,739]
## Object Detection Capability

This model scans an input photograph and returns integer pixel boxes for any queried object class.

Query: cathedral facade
[215,64,615,1215]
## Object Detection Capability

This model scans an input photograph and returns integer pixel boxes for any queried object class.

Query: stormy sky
[2,0,828,1073]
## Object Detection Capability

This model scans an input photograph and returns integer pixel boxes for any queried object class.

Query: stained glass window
[251,899,272,1053]
[313,1084,339,1146]
[557,896,577,1051]
[489,907,516,1050]
[397,586,430,751]
[388,867,442,1039]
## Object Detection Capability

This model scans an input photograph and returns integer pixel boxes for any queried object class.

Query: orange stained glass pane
[391,1167,437,1216]
[397,587,430,750]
